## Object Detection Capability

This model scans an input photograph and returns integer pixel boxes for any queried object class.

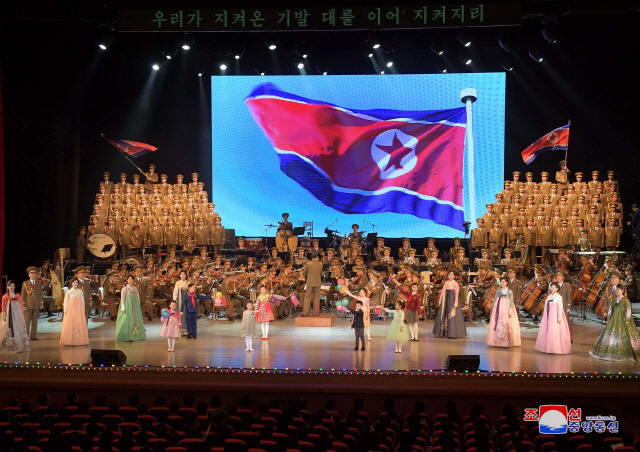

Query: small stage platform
[295,313,335,327]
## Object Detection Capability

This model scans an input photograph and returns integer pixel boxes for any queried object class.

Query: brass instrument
[514,235,528,265]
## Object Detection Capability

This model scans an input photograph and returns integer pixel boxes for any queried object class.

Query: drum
[120,257,142,267]
[276,231,286,250]
[287,235,299,251]
[86,234,116,258]
[245,238,264,251]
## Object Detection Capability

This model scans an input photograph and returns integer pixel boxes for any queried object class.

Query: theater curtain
[0,56,5,285]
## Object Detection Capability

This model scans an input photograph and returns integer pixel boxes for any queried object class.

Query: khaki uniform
[554,227,572,248]
[165,225,179,251]
[210,225,225,257]
[590,227,605,249]
[21,279,43,339]
[604,226,620,250]
[302,260,323,315]
[194,226,210,246]
[536,226,554,264]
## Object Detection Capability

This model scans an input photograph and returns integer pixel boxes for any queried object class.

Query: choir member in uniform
[21,267,44,341]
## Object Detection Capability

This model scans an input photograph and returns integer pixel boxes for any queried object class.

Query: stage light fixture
[373,43,380,49]
[323,72,327,75]
[302,54,308,58]
[165,54,172,60]
[179,33,195,50]
[501,62,514,71]
[368,53,373,58]
[152,64,160,71]
[529,49,544,62]
[386,62,393,67]
[542,21,559,44]
[435,63,447,73]
[457,34,471,47]
[499,38,511,53]
[235,55,240,59]
[198,72,204,77]
[220,64,227,70]
[269,44,277,50]
[261,72,265,76]
[429,44,444,56]
[297,63,304,69]
[97,28,114,50]
[380,71,385,74]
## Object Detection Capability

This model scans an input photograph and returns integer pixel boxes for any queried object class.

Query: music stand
[463,264,471,272]
[100,244,114,259]
[277,252,291,263]
[292,264,303,271]
[292,226,306,236]
[373,265,388,272]
[322,264,331,271]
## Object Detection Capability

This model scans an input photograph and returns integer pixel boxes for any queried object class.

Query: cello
[585,268,607,307]
[482,284,499,313]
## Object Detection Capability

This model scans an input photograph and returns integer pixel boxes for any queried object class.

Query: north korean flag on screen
[245,83,467,231]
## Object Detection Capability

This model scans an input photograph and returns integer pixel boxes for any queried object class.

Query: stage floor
[3,308,640,374]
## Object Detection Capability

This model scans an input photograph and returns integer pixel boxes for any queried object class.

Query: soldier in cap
[188,172,200,193]
[536,217,554,264]
[603,170,618,193]
[21,266,44,341]
[588,170,600,194]
[76,226,88,263]
[605,217,621,250]
[572,172,586,193]
[398,237,411,262]
[373,237,386,262]
[471,218,487,252]
[556,160,571,195]
[539,171,551,195]
[523,171,535,194]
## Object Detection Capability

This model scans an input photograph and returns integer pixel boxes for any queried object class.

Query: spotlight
[323,72,327,75]
[152,64,160,71]
[458,49,472,65]
[220,64,227,70]
[97,28,114,50]
[165,54,172,60]
[297,63,304,69]
[373,43,380,49]
[386,62,393,67]
[269,44,277,50]
[261,72,265,76]
[368,53,373,58]
[501,62,513,71]
[429,44,444,56]
[435,63,447,73]
[198,72,204,77]
[457,34,471,47]
[235,55,240,59]
[529,49,544,62]
[302,54,308,58]
[542,20,559,44]
[179,33,195,51]
[380,71,385,74]
[499,37,511,53]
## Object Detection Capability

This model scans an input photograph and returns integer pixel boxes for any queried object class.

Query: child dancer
[180,284,211,339]
[242,301,257,352]
[343,287,371,341]
[161,302,182,352]
[385,301,410,353]
[399,282,422,341]
[535,282,571,354]
[255,285,275,340]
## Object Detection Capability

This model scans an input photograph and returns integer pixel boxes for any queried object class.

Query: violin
[37,277,58,285]
[350,274,362,286]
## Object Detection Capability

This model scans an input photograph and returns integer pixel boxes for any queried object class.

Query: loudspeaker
[446,354,480,372]
[91,349,127,366]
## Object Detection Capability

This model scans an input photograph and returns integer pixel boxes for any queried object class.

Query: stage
[3,308,640,375]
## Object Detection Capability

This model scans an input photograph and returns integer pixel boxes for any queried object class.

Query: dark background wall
[1,13,639,280]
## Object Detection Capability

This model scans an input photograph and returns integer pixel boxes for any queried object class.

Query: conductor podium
[295,313,335,327]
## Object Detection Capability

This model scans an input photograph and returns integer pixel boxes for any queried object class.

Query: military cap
[512,171,520,176]
[575,172,583,177]
[192,172,199,177]
[541,172,549,177]
[592,170,599,176]
[525,172,533,177]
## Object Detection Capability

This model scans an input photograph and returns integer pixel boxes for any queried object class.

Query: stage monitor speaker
[91,349,127,367]
[446,354,480,372]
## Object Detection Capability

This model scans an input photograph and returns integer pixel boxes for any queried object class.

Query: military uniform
[164,222,179,252]
[604,221,621,250]
[471,221,487,250]
[21,268,44,340]
[210,223,225,257]
[536,222,554,264]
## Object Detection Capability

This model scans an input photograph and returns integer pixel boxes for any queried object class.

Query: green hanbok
[115,285,147,342]
[589,296,640,361]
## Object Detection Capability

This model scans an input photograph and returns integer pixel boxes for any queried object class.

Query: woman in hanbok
[60,278,89,346]
[590,287,640,361]
[0,281,31,353]
[173,270,190,336]
[433,271,467,339]
[115,275,146,342]
[535,282,571,354]
[486,277,521,348]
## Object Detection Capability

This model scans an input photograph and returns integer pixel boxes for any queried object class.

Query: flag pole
[461,88,478,224]
[564,119,571,168]
[100,133,147,178]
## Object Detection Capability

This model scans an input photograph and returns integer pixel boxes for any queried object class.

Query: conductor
[301,252,323,316]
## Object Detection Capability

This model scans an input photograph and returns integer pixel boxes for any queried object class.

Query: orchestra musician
[404,248,420,267]
[398,237,411,262]
[373,237,386,262]
[423,237,438,259]
[448,248,469,273]
[277,213,293,242]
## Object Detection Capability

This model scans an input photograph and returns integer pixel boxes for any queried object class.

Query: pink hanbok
[487,288,521,348]
[60,288,89,346]
[535,292,571,354]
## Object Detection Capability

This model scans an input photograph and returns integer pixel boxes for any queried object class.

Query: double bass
[482,284,499,313]
[585,267,608,307]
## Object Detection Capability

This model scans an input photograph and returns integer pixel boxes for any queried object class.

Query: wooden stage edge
[294,313,335,327]
[2,366,639,400]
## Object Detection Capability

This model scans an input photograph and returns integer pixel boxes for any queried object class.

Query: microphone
[335,218,338,223]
